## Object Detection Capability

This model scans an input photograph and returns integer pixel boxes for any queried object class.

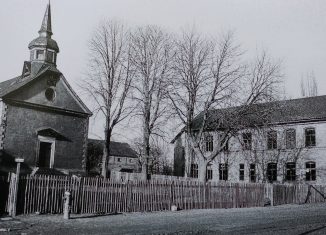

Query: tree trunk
[198,159,208,183]
[101,145,108,178]
[101,120,112,178]
[142,125,150,180]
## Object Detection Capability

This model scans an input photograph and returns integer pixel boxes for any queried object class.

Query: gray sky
[1,0,326,141]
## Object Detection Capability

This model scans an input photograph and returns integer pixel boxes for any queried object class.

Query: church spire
[39,1,52,37]
[28,1,59,72]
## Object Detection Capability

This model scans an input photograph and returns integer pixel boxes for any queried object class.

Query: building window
[267,163,277,182]
[242,133,252,150]
[45,88,55,101]
[206,164,213,180]
[204,135,213,152]
[239,164,244,181]
[219,163,228,181]
[267,131,277,150]
[190,163,198,178]
[36,50,45,60]
[219,134,229,151]
[117,157,121,162]
[249,164,256,182]
[129,158,133,163]
[306,161,316,181]
[47,51,55,62]
[285,162,296,181]
[305,128,316,147]
[285,129,296,149]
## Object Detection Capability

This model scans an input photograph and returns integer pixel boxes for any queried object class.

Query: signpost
[11,157,24,217]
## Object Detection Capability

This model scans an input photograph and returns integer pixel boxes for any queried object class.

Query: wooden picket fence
[9,174,266,215]
[5,174,326,215]
[273,184,326,205]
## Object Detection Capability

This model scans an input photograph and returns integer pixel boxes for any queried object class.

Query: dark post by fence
[11,157,24,217]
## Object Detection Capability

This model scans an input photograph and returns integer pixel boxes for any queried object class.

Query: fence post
[63,191,71,219]
[11,158,24,217]
[270,184,274,206]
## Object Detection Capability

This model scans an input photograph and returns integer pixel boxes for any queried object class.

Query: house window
[219,134,229,151]
[267,131,277,150]
[239,164,244,181]
[204,135,213,152]
[285,129,296,149]
[219,163,228,181]
[267,163,277,182]
[36,50,45,60]
[117,157,121,162]
[249,164,256,182]
[306,161,316,181]
[242,133,252,150]
[285,162,296,181]
[206,164,213,180]
[129,158,133,163]
[190,163,198,178]
[305,128,316,147]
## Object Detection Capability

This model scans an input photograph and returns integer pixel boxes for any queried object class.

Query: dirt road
[1,203,326,234]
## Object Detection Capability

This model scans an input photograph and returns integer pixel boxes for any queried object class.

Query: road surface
[1,203,326,234]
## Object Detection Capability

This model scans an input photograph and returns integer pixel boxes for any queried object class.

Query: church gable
[4,71,91,115]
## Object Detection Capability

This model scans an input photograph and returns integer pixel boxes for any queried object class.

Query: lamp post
[11,157,24,217]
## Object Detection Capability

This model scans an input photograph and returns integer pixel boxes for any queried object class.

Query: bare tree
[130,25,173,179]
[132,137,173,175]
[82,20,133,178]
[169,28,282,182]
[300,71,318,97]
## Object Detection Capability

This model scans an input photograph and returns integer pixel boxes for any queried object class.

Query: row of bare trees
[82,19,283,181]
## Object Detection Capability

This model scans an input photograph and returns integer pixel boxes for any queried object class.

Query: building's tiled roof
[28,36,59,52]
[172,95,326,143]
[88,139,138,158]
[0,64,61,98]
[0,64,92,115]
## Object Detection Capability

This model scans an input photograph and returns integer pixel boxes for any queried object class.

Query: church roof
[39,1,52,36]
[0,64,60,98]
[28,37,59,52]
[28,2,59,52]
[0,64,92,115]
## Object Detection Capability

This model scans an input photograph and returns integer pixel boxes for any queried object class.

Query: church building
[0,3,92,175]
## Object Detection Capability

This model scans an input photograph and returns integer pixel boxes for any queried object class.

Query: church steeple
[39,2,52,37]
[28,1,59,72]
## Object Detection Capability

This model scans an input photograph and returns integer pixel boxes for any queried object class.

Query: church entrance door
[37,136,56,168]
[38,142,52,168]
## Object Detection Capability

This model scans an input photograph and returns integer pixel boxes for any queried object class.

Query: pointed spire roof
[28,1,59,53]
[39,1,52,37]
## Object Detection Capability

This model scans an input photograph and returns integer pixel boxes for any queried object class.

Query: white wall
[178,120,326,184]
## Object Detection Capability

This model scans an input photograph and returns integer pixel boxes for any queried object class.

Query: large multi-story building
[173,95,326,184]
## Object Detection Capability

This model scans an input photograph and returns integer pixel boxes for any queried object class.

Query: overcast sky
[1,0,326,142]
